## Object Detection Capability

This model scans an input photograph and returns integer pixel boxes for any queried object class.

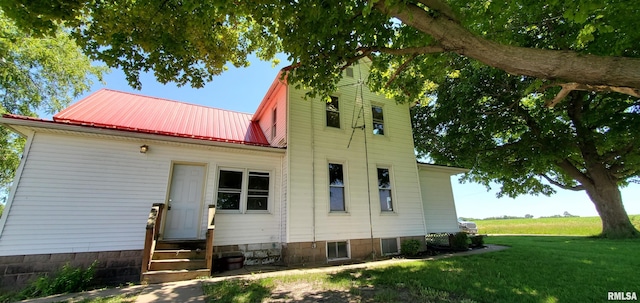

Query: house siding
[256,81,288,147]
[418,168,460,233]
[286,62,426,245]
[0,131,284,257]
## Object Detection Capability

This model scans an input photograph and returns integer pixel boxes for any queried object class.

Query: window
[217,169,270,212]
[217,170,243,210]
[327,241,349,260]
[372,106,384,135]
[271,107,277,140]
[378,168,393,211]
[345,67,354,78]
[329,163,345,211]
[247,171,269,210]
[326,96,340,128]
[381,238,399,255]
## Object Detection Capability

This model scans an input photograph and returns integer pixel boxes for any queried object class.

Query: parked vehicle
[458,219,478,234]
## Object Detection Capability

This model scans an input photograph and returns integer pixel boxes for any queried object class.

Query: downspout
[363,124,375,259]
[311,96,317,246]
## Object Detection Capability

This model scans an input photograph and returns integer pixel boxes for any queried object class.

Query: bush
[401,239,421,256]
[470,235,484,248]
[449,232,469,251]
[17,261,97,300]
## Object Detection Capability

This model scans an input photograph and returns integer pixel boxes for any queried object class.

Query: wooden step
[155,240,206,250]
[149,259,206,271]
[142,269,210,284]
[153,249,206,260]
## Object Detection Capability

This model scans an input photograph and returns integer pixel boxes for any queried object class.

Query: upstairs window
[271,107,277,140]
[326,96,340,128]
[377,168,393,211]
[372,106,384,135]
[328,163,345,211]
[345,67,354,78]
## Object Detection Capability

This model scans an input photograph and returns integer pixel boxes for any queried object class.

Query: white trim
[417,163,469,175]
[0,130,36,237]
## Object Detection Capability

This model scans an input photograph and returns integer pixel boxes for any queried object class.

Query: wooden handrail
[141,203,165,277]
[205,205,216,271]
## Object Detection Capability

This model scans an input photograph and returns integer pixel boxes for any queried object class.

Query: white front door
[163,164,205,239]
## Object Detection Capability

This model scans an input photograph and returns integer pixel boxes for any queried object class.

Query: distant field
[476,215,640,235]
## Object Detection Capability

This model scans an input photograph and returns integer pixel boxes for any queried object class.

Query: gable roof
[50,89,270,146]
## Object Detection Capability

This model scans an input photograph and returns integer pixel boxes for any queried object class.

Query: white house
[0,62,466,288]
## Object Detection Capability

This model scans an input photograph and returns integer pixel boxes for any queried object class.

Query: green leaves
[411,56,640,198]
[0,10,104,191]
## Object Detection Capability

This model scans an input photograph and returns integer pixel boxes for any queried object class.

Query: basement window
[381,238,399,255]
[327,241,350,260]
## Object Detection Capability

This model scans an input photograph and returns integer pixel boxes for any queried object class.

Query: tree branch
[556,159,593,187]
[416,0,458,21]
[385,54,418,88]
[374,0,640,92]
[544,83,640,108]
[541,174,585,191]
[358,45,445,56]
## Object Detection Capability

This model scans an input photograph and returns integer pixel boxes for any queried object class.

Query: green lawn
[475,215,640,235]
[203,236,640,303]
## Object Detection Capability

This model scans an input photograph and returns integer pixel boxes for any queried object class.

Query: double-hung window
[217,170,243,210]
[377,168,393,211]
[217,169,271,212]
[372,105,384,135]
[328,163,345,211]
[326,96,340,128]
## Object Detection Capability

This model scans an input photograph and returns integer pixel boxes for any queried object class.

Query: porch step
[143,240,211,284]
[155,240,206,250]
[153,249,206,260]
[142,269,210,284]
[149,258,206,271]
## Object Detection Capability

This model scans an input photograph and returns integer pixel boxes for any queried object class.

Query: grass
[202,236,640,303]
[475,215,640,235]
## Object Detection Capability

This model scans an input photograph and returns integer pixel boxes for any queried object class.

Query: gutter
[0,116,286,154]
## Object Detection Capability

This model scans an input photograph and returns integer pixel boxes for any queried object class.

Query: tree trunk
[583,176,639,239]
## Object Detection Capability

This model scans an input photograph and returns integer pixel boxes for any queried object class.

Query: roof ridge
[98,88,255,116]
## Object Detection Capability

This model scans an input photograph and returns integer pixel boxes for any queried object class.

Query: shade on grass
[203,236,639,303]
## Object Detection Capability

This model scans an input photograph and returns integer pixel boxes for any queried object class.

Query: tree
[412,56,639,238]
[0,10,105,193]
[2,1,639,100]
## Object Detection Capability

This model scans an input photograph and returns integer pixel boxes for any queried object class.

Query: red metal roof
[51,89,270,146]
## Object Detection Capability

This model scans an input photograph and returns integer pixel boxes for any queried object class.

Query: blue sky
[76,56,640,219]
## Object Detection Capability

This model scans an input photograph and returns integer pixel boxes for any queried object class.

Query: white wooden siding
[418,169,460,233]
[0,131,283,256]
[257,83,288,147]
[286,62,426,243]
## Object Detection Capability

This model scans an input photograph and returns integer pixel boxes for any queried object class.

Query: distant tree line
[461,211,579,221]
